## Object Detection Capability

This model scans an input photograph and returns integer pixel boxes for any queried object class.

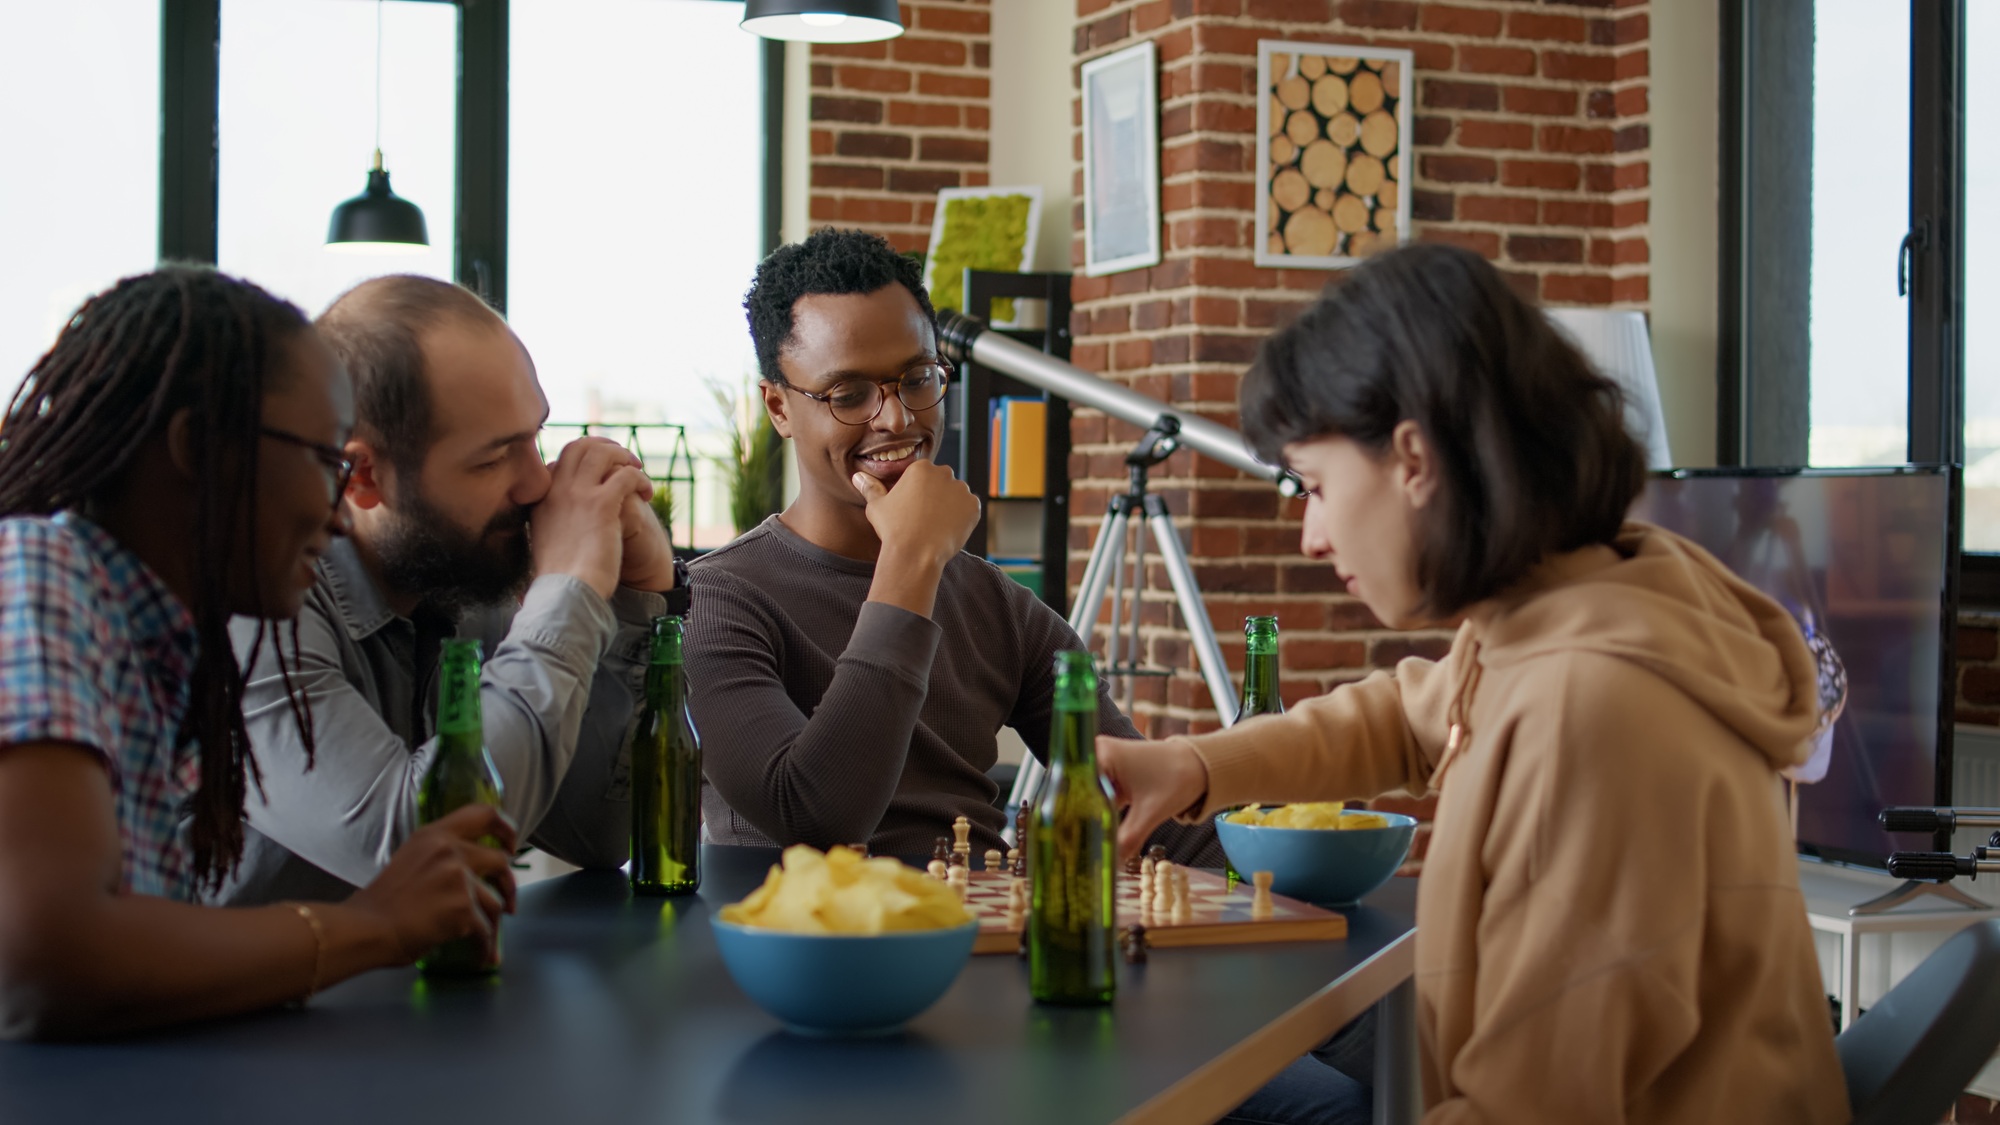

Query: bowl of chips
[1214,803,1417,906]
[712,845,978,1036]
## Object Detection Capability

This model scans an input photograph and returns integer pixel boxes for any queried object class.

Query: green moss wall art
[921,186,1043,323]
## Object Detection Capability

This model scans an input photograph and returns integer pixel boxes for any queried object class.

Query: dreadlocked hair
[0,266,322,893]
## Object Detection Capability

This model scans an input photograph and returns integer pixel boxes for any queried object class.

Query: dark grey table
[0,845,1417,1125]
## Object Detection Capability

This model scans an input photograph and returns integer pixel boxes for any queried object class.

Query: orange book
[1001,399,1045,497]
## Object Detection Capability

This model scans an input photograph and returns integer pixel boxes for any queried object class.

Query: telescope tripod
[1006,419,1240,818]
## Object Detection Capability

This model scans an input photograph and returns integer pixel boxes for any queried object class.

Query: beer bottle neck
[644,657,685,705]
[1242,649,1279,706]
[1049,704,1098,770]
[436,641,483,744]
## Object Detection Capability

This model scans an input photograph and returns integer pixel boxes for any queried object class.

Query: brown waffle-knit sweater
[687,515,1218,864]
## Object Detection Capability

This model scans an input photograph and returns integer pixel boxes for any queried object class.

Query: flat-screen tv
[1631,466,1959,867]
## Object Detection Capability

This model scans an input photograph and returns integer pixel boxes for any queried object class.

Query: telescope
[935,310,1305,498]
[938,309,1302,826]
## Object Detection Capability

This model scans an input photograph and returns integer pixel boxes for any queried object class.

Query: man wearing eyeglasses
[691,228,1217,865]
[213,274,681,905]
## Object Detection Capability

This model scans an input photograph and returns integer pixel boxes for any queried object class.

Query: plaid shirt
[0,513,200,899]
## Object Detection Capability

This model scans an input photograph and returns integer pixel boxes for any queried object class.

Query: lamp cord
[374,0,383,157]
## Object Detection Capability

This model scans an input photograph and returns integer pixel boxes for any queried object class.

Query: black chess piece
[1121,924,1149,965]
[932,837,953,866]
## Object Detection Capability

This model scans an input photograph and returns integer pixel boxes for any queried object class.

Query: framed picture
[1081,40,1161,277]
[1255,41,1414,269]
[923,185,1044,321]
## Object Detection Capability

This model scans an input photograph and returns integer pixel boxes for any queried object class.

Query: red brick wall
[1956,612,2000,726]
[808,2,995,253]
[1066,0,1652,739]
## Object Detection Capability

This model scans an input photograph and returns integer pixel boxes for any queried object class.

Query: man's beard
[374,482,533,619]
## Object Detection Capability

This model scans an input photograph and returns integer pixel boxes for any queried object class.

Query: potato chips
[719,845,973,934]
[1226,803,1391,830]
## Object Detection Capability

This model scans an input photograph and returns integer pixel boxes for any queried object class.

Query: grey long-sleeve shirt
[212,537,663,904]
[688,516,1220,865]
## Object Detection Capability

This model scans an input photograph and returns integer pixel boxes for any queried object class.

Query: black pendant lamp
[741,0,903,43]
[327,0,429,254]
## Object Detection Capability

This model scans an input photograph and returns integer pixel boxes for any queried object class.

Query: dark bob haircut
[744,227,938,387]
[1241,241,1646,618]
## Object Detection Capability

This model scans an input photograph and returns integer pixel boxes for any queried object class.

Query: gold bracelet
[289,903,325,1002]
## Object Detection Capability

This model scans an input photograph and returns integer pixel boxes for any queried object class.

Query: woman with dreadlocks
[0,267,517,1038]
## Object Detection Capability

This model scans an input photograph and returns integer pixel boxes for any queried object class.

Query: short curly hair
[744,228,938,386]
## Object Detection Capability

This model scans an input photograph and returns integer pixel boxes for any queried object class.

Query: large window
[1725,3,1992,576]
[510,0,765,545]
[1806,0,1910,471]
[1965,1,1999,549]
[218,0,458,318]
[0,2,161,399]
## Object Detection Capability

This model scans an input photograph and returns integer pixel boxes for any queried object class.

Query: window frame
[1718,0,1984,598]
[158,0,784,312]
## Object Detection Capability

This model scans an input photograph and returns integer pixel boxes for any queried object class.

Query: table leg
[1840,932,1860,1032]
[1374,979,1421,1125]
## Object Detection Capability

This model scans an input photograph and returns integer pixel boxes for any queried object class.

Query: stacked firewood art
[1256,44,1413,269]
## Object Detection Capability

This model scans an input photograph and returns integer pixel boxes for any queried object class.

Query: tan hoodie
[1174,522,1849,1124]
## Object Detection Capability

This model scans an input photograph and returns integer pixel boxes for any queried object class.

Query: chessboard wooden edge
[971,914,1347,955]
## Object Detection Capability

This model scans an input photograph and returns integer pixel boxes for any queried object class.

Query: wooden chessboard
[959,868,1348,955]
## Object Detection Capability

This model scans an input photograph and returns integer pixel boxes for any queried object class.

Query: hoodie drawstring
[1430,638,1485,792]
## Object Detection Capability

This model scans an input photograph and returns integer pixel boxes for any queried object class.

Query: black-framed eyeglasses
[260,426,355,506]
[784,360,952,426]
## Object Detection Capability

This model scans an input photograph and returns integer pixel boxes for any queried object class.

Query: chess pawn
[927,859,948,881]
[947,864,970,901]
[1153,861,1176,914]
[1251,870,1276,920]
[1006,848,1022,878]
[1007,876,1028,919]
[985,847,1004,873]
[1172,868,1193,923]
[1138,858,1156,905]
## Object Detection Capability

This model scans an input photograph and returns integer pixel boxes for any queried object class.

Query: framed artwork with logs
[1254,41,1414,270]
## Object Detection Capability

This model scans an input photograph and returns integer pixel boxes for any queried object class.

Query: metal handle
[1887,851,1974,880]
[1880,806,2000,833]
[1881,806,1949,833]
[1897,220,1930,298]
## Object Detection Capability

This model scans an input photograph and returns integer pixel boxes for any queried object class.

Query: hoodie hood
[1470,521,1821,770]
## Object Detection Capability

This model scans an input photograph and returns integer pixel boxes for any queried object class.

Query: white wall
[782,40,812,246]
[1649,0,1722,467]
[989,0,1075,273]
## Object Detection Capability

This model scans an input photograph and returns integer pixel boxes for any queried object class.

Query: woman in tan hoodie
[1103,243,1850,1124]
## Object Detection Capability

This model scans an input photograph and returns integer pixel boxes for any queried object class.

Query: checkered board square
[960,868,1348,955]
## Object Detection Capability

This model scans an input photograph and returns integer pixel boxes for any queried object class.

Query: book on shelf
[985,396,1046,498]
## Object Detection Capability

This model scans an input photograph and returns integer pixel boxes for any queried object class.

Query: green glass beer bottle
[1237,615,1284,720]
[1029,651,1117,1006]
[630,615,702,896]
[417,639,506,976]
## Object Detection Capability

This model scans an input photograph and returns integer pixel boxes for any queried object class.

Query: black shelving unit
[939,269,1074,615]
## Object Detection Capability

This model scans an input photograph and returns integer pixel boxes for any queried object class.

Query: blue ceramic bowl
[1214,809,1418,906]
[711,919,978,1037]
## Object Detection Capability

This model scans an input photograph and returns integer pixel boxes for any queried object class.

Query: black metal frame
[1719,0,1991,600]
[156,0,782,313]
[159,0,219,263]
[944,270,1076,615]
